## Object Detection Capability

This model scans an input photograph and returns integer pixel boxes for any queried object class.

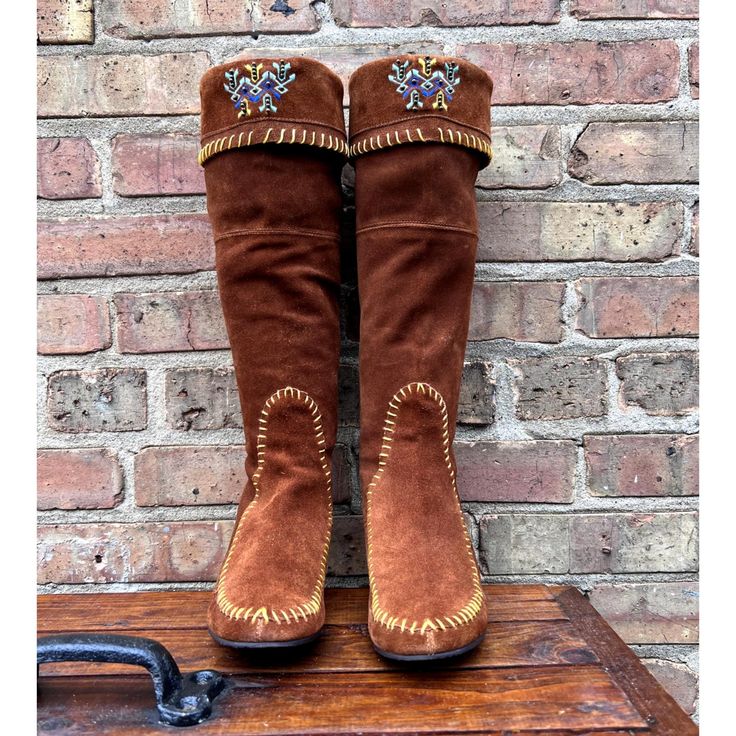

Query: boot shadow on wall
[327,162,366,579]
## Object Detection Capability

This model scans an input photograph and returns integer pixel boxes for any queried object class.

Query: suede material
[355,145,479,496]
[201,58,346,644]
[351,55,492,657]
[348,54,492,165]
[200,57,347,163]
[208,393,331,643]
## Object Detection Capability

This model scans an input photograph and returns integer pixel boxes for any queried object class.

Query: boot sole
[372,633,485,663]
[208,628,321,650]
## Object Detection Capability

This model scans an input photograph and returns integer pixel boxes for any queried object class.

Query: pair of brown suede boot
[199,54,493,661]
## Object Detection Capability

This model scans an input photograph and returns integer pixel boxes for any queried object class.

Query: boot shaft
[200,57,348,488]
[349,54,493,489]
[199,57,347,646]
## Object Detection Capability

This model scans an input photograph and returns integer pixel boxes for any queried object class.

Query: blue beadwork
[224,60,296,117]
[388,56,460,111]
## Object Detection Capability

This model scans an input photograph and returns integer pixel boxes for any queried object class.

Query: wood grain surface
[37,584,697,735]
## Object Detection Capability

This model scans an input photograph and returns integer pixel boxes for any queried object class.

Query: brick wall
[37,0,699,717]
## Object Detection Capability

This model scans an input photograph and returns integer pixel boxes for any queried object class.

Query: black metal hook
[37,633,226,727]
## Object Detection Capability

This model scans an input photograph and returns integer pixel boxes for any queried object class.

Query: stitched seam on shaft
[351,114,489,139]
[215,386,333,626]
[199,125,349,166]
[348,126,492,161]
[366,382,484,636]
[215,227,341,243]
[203,116,347,140]
[355,222,477,236]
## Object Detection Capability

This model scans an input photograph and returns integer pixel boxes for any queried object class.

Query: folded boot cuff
[348,54,493,167]
[199,57,348,166]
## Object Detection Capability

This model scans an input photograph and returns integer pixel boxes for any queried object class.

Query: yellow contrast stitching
[347,127,492,161]
[215,386,332,625]
[198,126,348,165]
[365,382,485,635]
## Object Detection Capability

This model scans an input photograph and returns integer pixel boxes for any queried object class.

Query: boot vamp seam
[215,386,332,627]
[366,381,484,635]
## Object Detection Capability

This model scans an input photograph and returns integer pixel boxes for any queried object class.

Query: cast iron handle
[37,633,226,727]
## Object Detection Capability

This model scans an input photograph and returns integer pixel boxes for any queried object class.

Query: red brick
[477,201,682,262]
[643,659,698,715]
[570,513,699,573]
[478,125,562,190]
[460,41,679,105]
[37,295,111,355]
[480,513,698,574]
[617,352,698,416]
[165,368,241,430]
[38,53,209,117]
[39,519,365,584]
[37,448,122,510]
[570,0,698,19]
[162,364,381,435]
[115,291,227,353]
[47,368,147,433]
[458,362,495,425]
[456,440,576,502]
[111,134,204,197]
[576,277,699,338]
[38,0,94,43]
[37,521,233,584]
[585,434,698,497]
[135,444,351,506]
[238,45,441,102]
[101,0,319,38]
[37,138,101,199]
[690,203,699,255]
[38,214,214,279]
[512,357,608,420]
[135,446,245,506]
[589,582,699,643]
[469,281,565,342]
[333,0,560,26]
[569,122,699,184]
[689,42,699,99]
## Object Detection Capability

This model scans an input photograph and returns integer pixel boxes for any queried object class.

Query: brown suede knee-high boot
[349,55,493,660]
[199,57,347,647]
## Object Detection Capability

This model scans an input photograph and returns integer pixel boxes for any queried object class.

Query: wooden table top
[37,584,697,735]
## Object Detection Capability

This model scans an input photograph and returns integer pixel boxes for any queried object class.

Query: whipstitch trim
[198,126,348,166]
[348,126,492,160]
[366,382,485,636]
[351,111,490,140]
[215,386,332,626]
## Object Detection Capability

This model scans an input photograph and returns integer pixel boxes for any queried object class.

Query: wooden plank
[483,584,557,600]
[489,599,567,622]
[38,620,598,677]
[37,586,565,634]
[37,666,648,735]
[41,585,698,735]
[556,587,697,736]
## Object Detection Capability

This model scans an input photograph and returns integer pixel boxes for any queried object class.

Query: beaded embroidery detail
[388,56,460,111]
[224,60,296,117]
